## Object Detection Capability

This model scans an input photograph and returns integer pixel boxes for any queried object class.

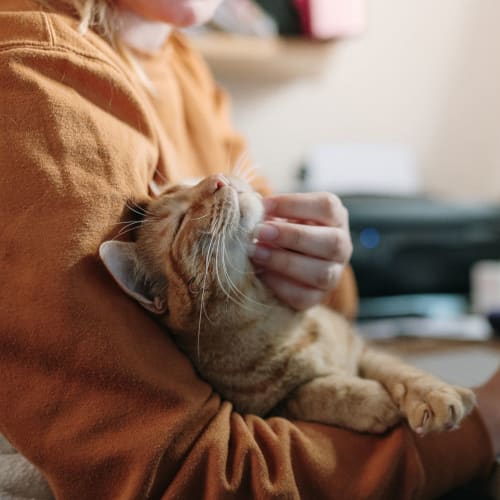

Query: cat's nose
[206,174,230,194]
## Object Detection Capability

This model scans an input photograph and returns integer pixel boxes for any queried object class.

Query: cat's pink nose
[207,174,229,193]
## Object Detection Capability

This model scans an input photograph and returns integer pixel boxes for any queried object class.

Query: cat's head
[100,174,265,332]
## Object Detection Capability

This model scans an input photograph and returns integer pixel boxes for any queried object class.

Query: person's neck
[116,8,172,53]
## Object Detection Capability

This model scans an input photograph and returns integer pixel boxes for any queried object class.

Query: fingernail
[254,223,279,242]
[252,246,271,261]
[263,198,277,213]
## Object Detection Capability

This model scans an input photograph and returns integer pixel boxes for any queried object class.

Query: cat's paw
[349,385,402,434]
[395,378,476,435]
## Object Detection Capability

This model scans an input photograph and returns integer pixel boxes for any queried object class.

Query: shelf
[190,32,335,80]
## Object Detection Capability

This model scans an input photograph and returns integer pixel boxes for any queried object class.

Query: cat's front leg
[359,348,476,435]
[286,373,401,433]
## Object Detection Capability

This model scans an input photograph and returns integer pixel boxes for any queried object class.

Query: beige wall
[210,0,500,199]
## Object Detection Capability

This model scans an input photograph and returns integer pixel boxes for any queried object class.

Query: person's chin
[157,1,219,27]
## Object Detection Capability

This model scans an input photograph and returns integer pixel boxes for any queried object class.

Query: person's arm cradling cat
[251,192,353,311]
[0,1,496,499]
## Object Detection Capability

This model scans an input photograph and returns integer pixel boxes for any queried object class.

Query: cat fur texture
[100,174,476,435]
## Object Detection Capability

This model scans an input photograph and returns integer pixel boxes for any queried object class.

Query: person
[0,0,497,498]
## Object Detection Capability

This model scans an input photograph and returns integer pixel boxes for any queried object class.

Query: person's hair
[37,0,155,90]
[37,1,117,41]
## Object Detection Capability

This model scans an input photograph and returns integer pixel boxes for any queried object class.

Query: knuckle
[320,193,341,222]
[314,270,332,290]
[330,231,353,262]
[325,232,340,260]
[339,204,349,223]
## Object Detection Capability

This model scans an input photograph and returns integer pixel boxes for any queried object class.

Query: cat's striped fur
[100,174,476,434]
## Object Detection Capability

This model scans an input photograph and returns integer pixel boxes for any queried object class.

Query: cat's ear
[99,241,167,315]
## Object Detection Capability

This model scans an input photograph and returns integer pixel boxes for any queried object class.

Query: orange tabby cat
[100,174,476,434]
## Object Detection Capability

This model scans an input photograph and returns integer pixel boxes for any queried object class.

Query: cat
[100,173,476,435]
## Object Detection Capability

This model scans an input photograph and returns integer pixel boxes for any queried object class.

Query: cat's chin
[238,191,264,232]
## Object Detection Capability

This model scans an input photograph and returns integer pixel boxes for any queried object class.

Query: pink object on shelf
[294,0,366,40]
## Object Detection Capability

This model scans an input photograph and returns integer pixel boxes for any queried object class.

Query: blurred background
[194,0,500,200]
[189,0,500,364]
[193,4,500,489]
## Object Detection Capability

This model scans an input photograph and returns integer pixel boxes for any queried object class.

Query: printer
[343,194,500,298]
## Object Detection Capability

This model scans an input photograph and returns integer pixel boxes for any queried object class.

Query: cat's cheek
[239,194,264,232]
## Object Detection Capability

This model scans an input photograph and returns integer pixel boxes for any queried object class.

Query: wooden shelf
[190,32,335,80]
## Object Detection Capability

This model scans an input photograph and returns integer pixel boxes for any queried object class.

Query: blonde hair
[38,0,156,91]
[38,0,117,41]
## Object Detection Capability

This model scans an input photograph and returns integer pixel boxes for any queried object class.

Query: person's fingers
[258,271,325,311]
[251,245,344,291]
[254,222,352,263]
[264,192,349,228]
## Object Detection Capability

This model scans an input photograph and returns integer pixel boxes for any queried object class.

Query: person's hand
[250,192,353,310]
[475,367,500,456]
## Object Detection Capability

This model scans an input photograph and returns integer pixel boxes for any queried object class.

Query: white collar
[116,8,172,53]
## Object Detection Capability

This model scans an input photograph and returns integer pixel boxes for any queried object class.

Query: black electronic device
[342,195,500,298]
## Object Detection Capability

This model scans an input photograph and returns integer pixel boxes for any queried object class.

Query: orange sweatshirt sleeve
[0,5,494,500]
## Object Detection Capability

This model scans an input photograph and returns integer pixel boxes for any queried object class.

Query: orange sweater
[0,1,494,499]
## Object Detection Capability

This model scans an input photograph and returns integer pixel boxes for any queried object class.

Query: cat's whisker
[222,254,254,276]
[113,220,143,226]
[220,234,254,277]
[219,259,252,310]
[235,156,251,178]
[239,162,259,185]
[216,225,263,309]
[187,212,210,222]
[113,218,158,239]
[231,152,248,178]
[152,169,168,185]
[114,226,141,239]
[230,156,240,177]
[113,218,157,227]
[125,202,154,219]
[231,163,242,179]
[243,171,257,185]
[114,221,146,239]
[114,221,140,235]
[197,229,220,361]
[127,199,153,212]
[214,235,237,303]
[220,236,269,310]
[215,236,251,311]
[209,227,237,303]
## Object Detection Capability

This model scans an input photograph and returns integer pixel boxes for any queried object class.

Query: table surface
[372,336,500,355]
[371,337,500,386]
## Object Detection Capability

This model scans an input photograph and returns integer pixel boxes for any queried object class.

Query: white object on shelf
[358,315,492,342]
[301,143,420,195]
[470,260,500,314]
